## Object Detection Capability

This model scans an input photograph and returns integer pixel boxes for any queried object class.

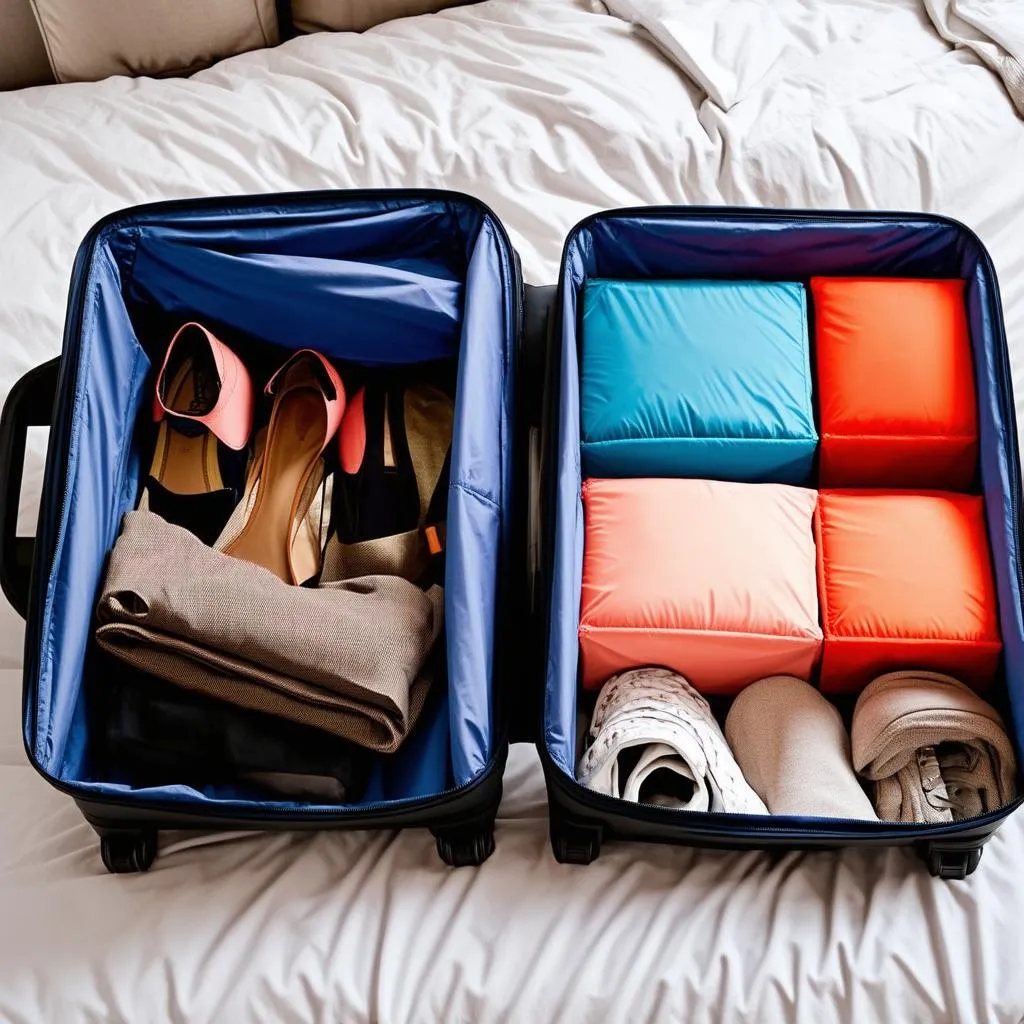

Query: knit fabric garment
[724,675,878,819]
[96,510,443,753]
[851,670,1017,823]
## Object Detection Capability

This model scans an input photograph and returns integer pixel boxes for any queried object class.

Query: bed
[2,0,1024,1019]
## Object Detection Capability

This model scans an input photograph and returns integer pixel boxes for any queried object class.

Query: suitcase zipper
[976,246,1024,602]
[23,224,101,751]
[546,756,1023,839]
[24,189,521,821]
[543,205,1024,840]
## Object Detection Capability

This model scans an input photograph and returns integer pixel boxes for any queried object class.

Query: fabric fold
[96,510,443,753]
[851,670,1017,823]
[601,0,1024,118]
[924,0,1024,118]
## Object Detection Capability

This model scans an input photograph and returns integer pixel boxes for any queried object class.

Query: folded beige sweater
[95,510,443,753]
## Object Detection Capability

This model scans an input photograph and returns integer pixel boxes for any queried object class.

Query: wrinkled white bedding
[2,0,1024,1019]
[601,0,1024,117]
[925,0,1024,115]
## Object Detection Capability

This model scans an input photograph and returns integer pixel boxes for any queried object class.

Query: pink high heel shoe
[145,322,254,544]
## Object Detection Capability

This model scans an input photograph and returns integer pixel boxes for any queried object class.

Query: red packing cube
[812,278,978,490]
[815,490,1001,693]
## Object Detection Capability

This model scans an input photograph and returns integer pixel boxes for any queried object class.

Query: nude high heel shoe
[218,350,344,585]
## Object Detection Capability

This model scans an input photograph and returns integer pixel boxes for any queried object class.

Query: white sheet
[925,0,1024,115]
[2,0,1024,1019]
[599,0,952,110]
[602,0,1024,118]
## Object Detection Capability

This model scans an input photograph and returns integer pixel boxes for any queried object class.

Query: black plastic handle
[0,358,60,619]
[506,283,555,746]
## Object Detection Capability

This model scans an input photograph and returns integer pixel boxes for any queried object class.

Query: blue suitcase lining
[544,213,1024,787]
[29,197,515,810]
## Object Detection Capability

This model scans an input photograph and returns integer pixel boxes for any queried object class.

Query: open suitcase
[1,192,1022,880]
[0,192,528,872]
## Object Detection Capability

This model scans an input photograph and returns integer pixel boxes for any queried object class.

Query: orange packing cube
[816,490,1001,694]
[812,278,978,490]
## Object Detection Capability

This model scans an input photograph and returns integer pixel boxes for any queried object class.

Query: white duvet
[1,1,1023,1020]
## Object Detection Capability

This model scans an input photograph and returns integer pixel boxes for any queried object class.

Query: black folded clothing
[100,671,372,803]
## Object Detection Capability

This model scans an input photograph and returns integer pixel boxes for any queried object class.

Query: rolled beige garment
[851,670,1017,823]
[725,675,878,820]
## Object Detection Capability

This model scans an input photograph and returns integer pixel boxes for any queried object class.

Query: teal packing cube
[579,279,817,483]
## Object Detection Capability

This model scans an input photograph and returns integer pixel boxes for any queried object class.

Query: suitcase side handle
[505,282,555,745]
[0,358,60,619]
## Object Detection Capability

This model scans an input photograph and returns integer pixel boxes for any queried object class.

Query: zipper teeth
[981,248,1024,598]
[556,758,1024,836]
[545,206,1024,839]
[25,188,521,822]
[25,244,95,749]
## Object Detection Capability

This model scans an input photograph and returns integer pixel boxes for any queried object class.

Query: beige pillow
[0,0,54,89]
[292,0,472,33]
[30,0,279,84]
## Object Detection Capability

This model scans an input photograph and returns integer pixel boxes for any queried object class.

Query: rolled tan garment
[725,675,878,820]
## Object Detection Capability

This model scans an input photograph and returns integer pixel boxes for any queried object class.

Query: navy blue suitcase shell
[536,207,1024,879]
[0,190,533,871]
